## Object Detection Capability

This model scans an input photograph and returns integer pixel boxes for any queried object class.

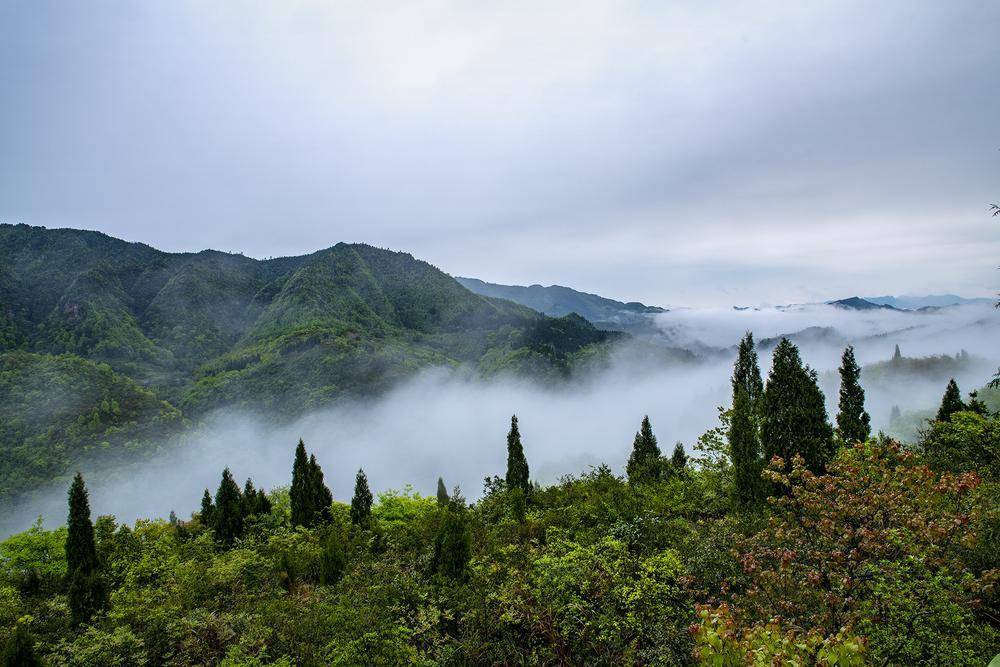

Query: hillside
[0,224,618,497]
[456,277,665,333]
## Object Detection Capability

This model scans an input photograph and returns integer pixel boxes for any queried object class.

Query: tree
[308,454,334,525]
[320,529,347,585]
[213,468,244,548]
[626,415,662,484]
[505,415,530,492]
[350,469,373,527]
[729,332,765,508]
[0,623,42,667]
[936,379,966,422]
[66,473,98,576]
[761,339,834,476]
[436,477,449,505]
[200,489,214,527]
[670,442,688,473]
[892,344,902,363]
[290,439,310,528]
[65,473,105,625]
[836,346,871,445]
[433,490,471,581]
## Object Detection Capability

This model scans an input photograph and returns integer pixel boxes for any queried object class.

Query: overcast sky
[1,1,998,306]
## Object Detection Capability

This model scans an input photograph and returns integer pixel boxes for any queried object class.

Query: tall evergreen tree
[65,473,105,625]
[729,332,765,508]
[308,454,334,525]
[670,442,688,472]
[436,477,449,505]
[627,415,662,484]
[936,379,966,422]
[213,468,244,547]
[836,346,871,444]
[66,473,98,577]
[761,339,834,476]
[350,468,373,527]
[505,415,530,492]
[290,439,310,528]
[200,489,215,526]
[320,529,347,585]
[433,489,471,581]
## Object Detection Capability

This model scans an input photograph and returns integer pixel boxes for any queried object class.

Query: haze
[2,1,999,306]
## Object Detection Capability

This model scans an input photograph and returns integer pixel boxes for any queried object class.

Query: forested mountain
[456,276,665,332]
[0,224,617,501]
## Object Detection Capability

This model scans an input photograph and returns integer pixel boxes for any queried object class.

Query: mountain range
[0,224,618,502]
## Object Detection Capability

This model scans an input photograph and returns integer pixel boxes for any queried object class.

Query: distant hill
[0,224,619,500]
[456,277,665,332]
[827,297,900,311]
[863,294,993,310]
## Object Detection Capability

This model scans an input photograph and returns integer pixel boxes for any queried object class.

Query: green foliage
[922,410,1000,479]
[504,415,530,492]
[729,333,765,510]
[761,338,834,476]
[626,415,662,484]
[349,469,373,528]
[435,477,449,505]
[213,468,244,548]
[937,378,967,422]
[835,345,871,444]
[433,495,471,581]
[1,623,42,667]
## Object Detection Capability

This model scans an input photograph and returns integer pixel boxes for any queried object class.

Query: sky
[1,1,998,307]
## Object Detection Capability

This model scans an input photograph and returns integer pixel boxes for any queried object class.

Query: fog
[3,303,995,538]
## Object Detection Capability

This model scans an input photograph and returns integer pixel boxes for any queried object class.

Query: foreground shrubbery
[2,338,998,665]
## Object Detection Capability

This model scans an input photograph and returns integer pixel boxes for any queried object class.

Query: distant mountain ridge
[863,294,993,310]
[456,277,665,332]
[828,297,900,311]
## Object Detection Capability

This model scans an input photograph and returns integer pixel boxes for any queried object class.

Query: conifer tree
[936,379,966,422]
[243,478,257,516]
[320,530,347,585]
[290,439,310,528]
[65,473,105,625]
[626,415,662,484]
[433,489,471,581]
[308,454,334,525]
[66,473,98,577]
[350,468,373,527]
[1,623,41,667]
[670,442,688,472]
[436,477,449,505]
[892,344,902,363]
[729,332,765,508]
[505,415,530,492]
[200,489,214,527]
[255,488,272,516]
[761,339,834,476]
[213,468,244,547]
[836,346,871,444]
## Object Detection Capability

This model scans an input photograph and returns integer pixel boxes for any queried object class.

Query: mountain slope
[456,277,665,331]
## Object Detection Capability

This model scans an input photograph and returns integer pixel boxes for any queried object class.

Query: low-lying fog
[4,302,997,538]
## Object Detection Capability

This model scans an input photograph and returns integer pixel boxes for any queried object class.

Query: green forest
[2,334,998,665]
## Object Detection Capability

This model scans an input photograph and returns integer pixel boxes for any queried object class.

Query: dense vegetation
[2,337,997,665]
[0,224,616,505]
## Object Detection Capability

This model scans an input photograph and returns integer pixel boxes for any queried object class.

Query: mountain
[0,224,619,499]
[864,294,994,310]
[827,296,900,311]
[456,277,665,332]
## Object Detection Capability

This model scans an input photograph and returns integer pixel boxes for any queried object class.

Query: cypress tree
[670,442,688,472]
[761,339,834,476]
[243,478,257,516]
[65,473,105,625]
[200,489,215,527]
[936,379,966,422]
[1,623,42,667]
[308,454,334,525]
[729,332,765,509]
[350,468,373,527]
[213,468,244,547]
[436,477,449,505]
[836,346,871,445]
[66,473,98,576]
[290,439,310,528]
[626,415,661,484]
[505,415,530,492]
[255,489,272,516]
[433,489,471,580]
